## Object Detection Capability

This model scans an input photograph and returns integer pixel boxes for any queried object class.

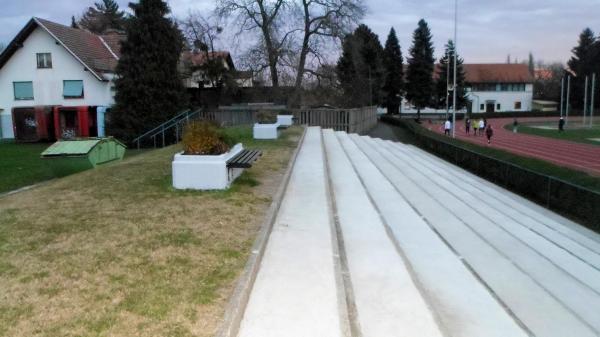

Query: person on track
[485,124,494,144]
[559,117,565,132]
[513,118,519,133]
[479,119,485,136]
[465,118,471,135]
[472,119,478,136]
[444,119,452,136]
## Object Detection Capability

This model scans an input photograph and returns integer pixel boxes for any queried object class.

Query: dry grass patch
[0,126,303,337]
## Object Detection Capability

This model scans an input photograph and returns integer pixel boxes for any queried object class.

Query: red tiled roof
[35,18,123,79]
[182,51,235,69]
[462,64,533,83]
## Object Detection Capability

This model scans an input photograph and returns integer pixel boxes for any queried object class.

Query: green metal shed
[41,138,126,175]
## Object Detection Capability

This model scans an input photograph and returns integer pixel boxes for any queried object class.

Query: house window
[496,103,501,110]
[13,81,34,100]
[63,80,84,98]
[515,101,522,110]
[36,53,52,68]
[480,104,485,110]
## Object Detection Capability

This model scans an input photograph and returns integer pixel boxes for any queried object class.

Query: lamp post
[452,0,458,138]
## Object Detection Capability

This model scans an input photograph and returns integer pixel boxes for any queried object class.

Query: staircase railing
[132,109,200,149]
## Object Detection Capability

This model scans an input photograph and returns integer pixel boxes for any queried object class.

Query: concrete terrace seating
[233,126,600,337]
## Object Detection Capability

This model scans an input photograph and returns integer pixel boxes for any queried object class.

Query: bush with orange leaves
[182,121,231,155]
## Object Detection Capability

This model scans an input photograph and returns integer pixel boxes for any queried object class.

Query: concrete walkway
[234,126,600,337]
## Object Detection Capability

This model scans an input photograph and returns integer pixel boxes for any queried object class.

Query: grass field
[0,125,303,337]
[0,141,147,194]
[507,121,600,146]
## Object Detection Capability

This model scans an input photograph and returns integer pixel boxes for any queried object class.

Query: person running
[485,124,494,144]
[479,119,485,136]
[559,117,565,132]
[513,118,519,133]
[465,118,471,135]
[472,118,478,136]
[444,119,452,136]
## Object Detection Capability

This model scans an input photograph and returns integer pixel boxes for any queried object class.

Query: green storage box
[41,137,126,175]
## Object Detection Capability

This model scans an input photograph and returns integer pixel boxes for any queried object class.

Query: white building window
[63,80,84,99]
[36,53,52,69]
[14,81,34,100]
[515,101,522,110]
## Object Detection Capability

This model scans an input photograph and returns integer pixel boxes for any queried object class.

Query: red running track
[428,117,600,176]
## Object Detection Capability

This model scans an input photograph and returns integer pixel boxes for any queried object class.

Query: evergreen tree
[79,0,127,34]
[336,24,384,107]
[406,19,435,120]
[382,28,403,114]
[435,40,467,111]
[528,52,535,75]
[567,28,598,109]
[71,16,79,29]
[109,0,188,141]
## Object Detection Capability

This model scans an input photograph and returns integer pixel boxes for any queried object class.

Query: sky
[1,0,598,65]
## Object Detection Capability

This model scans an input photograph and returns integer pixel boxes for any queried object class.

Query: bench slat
[227,149,262,168]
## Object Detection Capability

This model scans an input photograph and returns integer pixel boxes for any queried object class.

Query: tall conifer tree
[79,0,127,34]
[406,19,435,120]
[382,28,403,114]
[109,0,187,140]
[435,40,467,111]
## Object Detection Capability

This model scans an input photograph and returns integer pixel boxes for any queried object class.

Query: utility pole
[445,50,450,120]
[566,75,571,126]
[591,73,596,128]
[583,76,588,126]
[452,0,458,138]
[560,77,564,117]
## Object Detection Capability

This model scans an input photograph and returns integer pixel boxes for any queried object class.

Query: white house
[464,64,534,113]
[0,17,123,140]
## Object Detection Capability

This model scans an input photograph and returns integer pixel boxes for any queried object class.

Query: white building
[464,64,534,113]
[181,50,254,89]
[0,17,123,139]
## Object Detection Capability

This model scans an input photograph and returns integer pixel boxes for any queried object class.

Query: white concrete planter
[277,115,294,127]
[172,143,244,190]
[253,123,280,139]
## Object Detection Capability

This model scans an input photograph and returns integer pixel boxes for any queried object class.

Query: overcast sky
[1,0,598,64]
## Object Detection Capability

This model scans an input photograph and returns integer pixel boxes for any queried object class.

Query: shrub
[256,111,277,124]
[182,121,230,155]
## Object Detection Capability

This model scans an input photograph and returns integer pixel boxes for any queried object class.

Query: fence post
[162,126,165,148]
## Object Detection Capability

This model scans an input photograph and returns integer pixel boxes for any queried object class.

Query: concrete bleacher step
[352,134,598,337]
[237,127,346,337]
[322,129,444,337]
[387,139,600,275]
[395,141,600,255]
[335,132,529,337]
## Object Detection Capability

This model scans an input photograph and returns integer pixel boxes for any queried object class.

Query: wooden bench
[226,149,262,168]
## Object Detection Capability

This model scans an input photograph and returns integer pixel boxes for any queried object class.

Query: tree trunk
[290,1,311,107]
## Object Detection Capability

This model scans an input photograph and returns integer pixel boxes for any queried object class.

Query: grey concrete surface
[233,126,600,337]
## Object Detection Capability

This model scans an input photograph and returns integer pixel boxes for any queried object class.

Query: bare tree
[289,0,364,106]
[217,0,294,87]
[180,12,232,89]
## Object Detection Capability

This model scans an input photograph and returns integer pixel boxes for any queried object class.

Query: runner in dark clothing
[465,118,471,135]
[485,124,494,144]
[559,117,565,132]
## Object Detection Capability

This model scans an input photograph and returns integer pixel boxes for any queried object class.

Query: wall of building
[467,84,533,113]
[0,27,115,138]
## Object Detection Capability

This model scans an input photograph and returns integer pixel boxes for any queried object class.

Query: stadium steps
[235,127,600,337]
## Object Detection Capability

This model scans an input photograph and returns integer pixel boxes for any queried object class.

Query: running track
[428,117,600,176]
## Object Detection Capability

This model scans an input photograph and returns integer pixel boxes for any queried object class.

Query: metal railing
[132,109,199,149]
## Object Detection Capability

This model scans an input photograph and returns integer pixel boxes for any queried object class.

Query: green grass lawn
[0,125,303,337]
[401,120,600,192]
[0,141,147,194]
[507,121,600,146]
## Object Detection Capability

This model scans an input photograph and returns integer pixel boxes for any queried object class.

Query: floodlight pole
[560,77,564,117]
[566,75,571,125]
[583,76,588,126]
[445,50,450,120]
[591,73,596,128]
[452,0,458,138]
